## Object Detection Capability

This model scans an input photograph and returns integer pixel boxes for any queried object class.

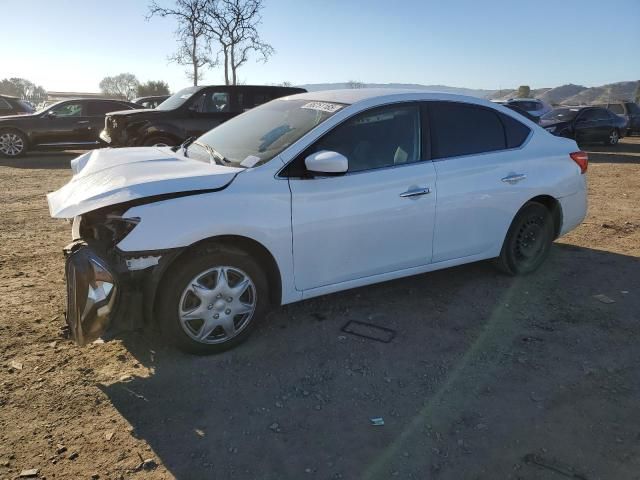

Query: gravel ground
[0,139,639,480]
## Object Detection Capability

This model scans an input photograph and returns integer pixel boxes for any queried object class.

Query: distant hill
[561,81,639,105]
[297,81,639,106]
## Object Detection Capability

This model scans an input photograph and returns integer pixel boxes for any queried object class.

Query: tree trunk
[223,47,230,85]
[231,45,237,85]
[192,36,198,86]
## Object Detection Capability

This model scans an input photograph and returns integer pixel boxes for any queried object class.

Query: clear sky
[2,0,639,93]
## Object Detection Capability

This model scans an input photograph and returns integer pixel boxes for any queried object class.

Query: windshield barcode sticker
[301,101,343,113]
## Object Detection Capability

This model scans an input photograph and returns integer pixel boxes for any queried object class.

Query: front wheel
[0,129,27,158]
[157,246,269,354]
[495,202,554,275]
[606,129,619,146]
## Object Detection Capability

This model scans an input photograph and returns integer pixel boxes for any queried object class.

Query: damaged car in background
[48,89,588,354]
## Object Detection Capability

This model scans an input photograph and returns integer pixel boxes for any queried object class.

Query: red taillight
[570,151,588,174]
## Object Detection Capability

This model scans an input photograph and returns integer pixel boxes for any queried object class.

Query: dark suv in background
[594,102,640,135]
[0,94,35,117]
[100,85,306,147]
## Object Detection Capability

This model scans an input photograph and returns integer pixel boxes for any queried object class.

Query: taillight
[570,151,588,174]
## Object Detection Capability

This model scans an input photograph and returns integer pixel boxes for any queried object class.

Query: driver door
[35,101,91,145]
[287,103,437,293]
[182,88,238,138]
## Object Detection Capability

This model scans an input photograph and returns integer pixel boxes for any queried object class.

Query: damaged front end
[64,242,118,346]
[62,207,177,346]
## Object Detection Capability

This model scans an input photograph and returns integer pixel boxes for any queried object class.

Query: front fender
[116,167,299,304]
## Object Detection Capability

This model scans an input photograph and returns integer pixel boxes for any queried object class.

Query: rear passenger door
[426,101,532,262]
[183,88,238,137]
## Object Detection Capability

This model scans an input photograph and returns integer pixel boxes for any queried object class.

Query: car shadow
[99,243,640,479]
[586,139,640,164]
[0,151,86,169]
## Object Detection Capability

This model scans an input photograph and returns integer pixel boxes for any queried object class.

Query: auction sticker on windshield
[301,101,344,113]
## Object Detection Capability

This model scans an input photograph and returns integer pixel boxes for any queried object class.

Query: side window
[0,98,11,110]
[499,113,531,148]
[87,101,128,116]
[608,104,624,115]
[238,92,273,112]
[50,102,84,117]
[429,102,506,159]
[626,103,640,114]
[189,91,231,113]
[309,104,421,173]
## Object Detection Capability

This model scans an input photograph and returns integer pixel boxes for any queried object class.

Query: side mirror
[304,150,348,174]
[45,110,57,118]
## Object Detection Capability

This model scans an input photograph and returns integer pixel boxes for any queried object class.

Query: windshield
[541,108,579,122]
[156,86,201,111]
[188,99,345,167]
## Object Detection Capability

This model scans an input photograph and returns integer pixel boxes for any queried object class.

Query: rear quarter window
[608,104,625,115]
[429,102,506,159]
[499,113,531,148]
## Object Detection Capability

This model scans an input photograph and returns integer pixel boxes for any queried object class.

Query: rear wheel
[495,202,554,275]
[143,135,176,147]
[157,246,269,354]
[606,129,619,146]
[0,129,27,158]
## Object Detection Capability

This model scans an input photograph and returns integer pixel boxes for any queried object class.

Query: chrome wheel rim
[178,266,257,344]
[0,132,24,156]
[609,130,618,145]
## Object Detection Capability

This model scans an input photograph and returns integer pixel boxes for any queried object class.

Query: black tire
[0,129,28,158]
[157,245,269,354]
[606,128,619,146]
[143,135,176,147]
[495,202,554,275]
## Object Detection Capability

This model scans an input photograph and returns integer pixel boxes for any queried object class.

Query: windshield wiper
[192,141,230,166]
[174,136,195,154]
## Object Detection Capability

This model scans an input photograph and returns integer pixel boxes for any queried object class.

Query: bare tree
[137,80,171,97]
[148,0,213,86]
[0,78,47,104]
[99,73,140,100]
[206,0,274,85]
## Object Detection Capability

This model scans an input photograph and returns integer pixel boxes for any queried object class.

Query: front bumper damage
[63,241,178,346]
[64,242,119,346]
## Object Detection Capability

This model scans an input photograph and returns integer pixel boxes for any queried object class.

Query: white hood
[47,147,243,218]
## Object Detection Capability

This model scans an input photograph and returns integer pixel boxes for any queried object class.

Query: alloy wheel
[609,130,619,145]
[0,132,25,157]
[178,266,257,344]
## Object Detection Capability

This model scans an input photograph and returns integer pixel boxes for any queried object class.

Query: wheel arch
[147,234,283,325]
[523,194,563,239]
[0,125,31,144]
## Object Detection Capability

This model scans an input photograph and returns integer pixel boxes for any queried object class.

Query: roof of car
[288,88,500,107]
[0,94,19,100]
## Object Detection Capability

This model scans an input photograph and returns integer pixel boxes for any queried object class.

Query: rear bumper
[558,186,588,237]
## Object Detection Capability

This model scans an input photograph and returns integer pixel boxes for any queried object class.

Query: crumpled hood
[47,147,243,218]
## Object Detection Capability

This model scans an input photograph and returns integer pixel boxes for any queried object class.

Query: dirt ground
[1,138,639,480]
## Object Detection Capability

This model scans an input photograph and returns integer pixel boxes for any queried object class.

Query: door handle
[76,120,90,125]
[400,187,431,198]
[501,173,527,184]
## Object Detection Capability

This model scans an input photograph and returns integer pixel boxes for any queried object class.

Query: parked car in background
[49,89,587,353]
[100,85,306,148]
[0,94,35,117]
[0,98,138,157]
[593,102,640,135]
[540,106,627,146]
[502,103,540,123]
[505,98,552,118]
[133,95,170,109]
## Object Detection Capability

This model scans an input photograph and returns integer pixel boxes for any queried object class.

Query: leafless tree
[206,0,274,85]
[147,0,213,86]
[99,73,140,100]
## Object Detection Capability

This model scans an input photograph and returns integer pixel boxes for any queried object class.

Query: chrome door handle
[501,173,527,184]
[400,187,431,198]
[77,120,90,124]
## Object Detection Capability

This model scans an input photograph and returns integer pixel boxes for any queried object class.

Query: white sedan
[48,89,588,354]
